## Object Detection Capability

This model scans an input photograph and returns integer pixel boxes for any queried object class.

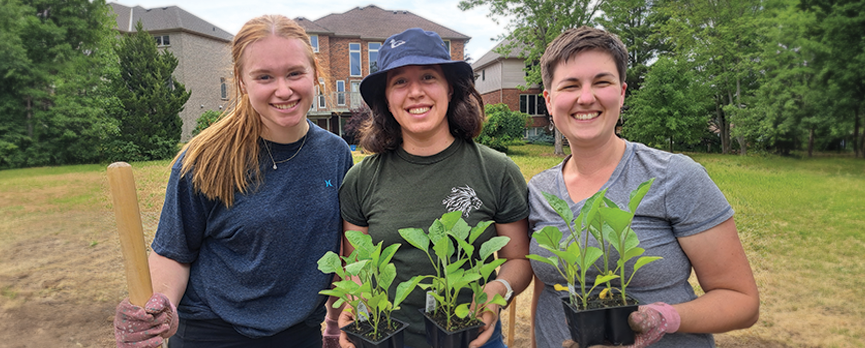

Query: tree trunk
[554,128,564,156]
[808,128,814,158]
[716,98,730,154]
[26,96,33,138]
[736,78,746,156]
[855,108,861,158]
[669,137,674,153]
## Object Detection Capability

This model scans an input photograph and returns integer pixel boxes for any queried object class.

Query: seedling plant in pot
[317,230,416,347]
[527,178,662,346]
[398,211,510,348]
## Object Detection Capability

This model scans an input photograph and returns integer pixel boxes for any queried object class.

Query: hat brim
[360,58,473,106]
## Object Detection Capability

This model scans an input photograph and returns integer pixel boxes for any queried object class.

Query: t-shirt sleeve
[338,164,368,227]
[495,157,530,224]
[150,161,211,264]
[664,154,734,237]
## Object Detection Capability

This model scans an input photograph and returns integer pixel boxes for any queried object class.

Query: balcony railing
[309,92,364,114]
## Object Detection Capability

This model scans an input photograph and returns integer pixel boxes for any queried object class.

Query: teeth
[408,107,430,114]
[274,101,298,109]
[572,112,599,120]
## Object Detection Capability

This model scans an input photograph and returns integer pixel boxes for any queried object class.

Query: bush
[192,110,222,137]
[476,103,530,153]
[526,133,556,145]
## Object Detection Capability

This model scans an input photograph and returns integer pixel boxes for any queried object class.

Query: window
[368,42,381,74]
[520,94,547,115]
[220,78,227,99]
[336,80,346,106]
[443,40,451,57]
[310,86,318,111]
[310,35,319,52]
[349,43,361,76]
[481,69,485,81]
[154,35,170,47]
[317,86,327,109]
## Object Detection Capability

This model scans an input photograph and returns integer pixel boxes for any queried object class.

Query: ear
[543,90,552,111]
[240,80,246,94]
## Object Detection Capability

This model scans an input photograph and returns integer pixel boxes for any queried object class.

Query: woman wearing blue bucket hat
[337,28,532,348]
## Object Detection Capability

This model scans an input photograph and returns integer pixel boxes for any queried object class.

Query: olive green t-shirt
[339,139,528,347]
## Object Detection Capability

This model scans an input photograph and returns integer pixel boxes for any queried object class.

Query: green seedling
[527,178,662,309]
[317,230,416,340]
[398,211,509,331]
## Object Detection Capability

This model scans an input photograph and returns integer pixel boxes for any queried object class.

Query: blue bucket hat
[359,28,473,105]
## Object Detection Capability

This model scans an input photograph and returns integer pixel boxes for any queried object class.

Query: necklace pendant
[272,163,278,170]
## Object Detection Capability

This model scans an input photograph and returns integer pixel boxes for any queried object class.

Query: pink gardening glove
[322,316,341,348]
[114,293,178,348]
[627,302,681,348]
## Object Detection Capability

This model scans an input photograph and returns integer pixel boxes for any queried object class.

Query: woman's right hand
[114,293,178,348]
[337,309,356,348]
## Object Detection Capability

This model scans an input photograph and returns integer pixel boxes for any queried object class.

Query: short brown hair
[541,26,628,90]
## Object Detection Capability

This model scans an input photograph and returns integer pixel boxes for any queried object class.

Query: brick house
[472,39,550,138]
[295,5,470,138]
[109,3,233,141]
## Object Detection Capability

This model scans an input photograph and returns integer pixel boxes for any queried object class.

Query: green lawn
[1,144,863,347]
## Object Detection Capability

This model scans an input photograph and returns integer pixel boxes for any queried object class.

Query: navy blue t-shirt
[152,120,353,338]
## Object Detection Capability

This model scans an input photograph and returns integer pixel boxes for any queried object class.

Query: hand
[561,302,680,348]
[337,310,356,348]
[114,293,178,348]
[468,281,506,348]
[322,316,341,348]
[628,302,680,348]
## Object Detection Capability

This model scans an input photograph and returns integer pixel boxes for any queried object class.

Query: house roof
[109,2,233,42]
[472,38,529,69]
[296,5,470,41]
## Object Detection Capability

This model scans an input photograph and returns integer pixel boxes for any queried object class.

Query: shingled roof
[109,2,233,42]
[296,5,470,41]
[472,38,530,69]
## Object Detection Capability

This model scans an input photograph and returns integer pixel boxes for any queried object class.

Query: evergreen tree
[0,0,119,168]
[111,21,190,161]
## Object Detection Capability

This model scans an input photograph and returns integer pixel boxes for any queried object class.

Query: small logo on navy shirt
[325,180,333,188]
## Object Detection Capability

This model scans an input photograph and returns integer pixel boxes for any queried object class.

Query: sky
[117,0,511,62]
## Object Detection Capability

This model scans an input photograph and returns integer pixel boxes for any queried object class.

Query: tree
[476,103,530,152]
[624,57,712,152]
[191,110,223,137]
[659,0,766,155]
[111,21,190,161]
[0,0,119,168]
[343,105,372,146]
[459,0,606,156]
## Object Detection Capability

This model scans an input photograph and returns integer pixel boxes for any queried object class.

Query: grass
[1,144,863,347]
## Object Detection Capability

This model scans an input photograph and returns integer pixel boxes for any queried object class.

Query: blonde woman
[113,15,352,348]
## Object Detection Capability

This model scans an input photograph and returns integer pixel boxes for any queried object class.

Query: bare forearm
[148,252,190,306]
[496,258,532,295]
[673,288,759,333]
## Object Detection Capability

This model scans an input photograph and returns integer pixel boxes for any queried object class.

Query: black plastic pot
[341,318,408,348]
[561,296,639,347]
[419,308,484,348]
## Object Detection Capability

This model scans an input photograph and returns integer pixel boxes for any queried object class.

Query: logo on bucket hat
[359,28,473,105]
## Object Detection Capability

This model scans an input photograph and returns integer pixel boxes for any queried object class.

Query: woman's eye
[257,75,271,81]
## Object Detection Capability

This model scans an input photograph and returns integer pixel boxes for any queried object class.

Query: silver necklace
[263,135,307,170]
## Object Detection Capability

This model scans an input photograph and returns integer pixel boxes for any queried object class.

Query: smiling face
[543,49,627,148]
[239,35,315,142]
[385,64,454,146]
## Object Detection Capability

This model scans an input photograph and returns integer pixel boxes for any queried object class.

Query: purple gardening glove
[627,302,681,348]
[561,302,680,348]
[322,316,341,348]
[114,293,178,348]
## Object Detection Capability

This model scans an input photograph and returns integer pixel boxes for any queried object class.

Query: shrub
[476,104,530,153]
[192,110,222,137]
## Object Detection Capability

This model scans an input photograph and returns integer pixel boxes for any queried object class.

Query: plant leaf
[455,303,471,318]
[469,220,495,244]
[526,254,558,267]
[316,251,344,276]
[634,256,663,272]
[345,259,369,276]
[346,230,374,259]
[398,228,430,252]
[543,192,574,227]
[628,178,655,213]
[480,236,511,260]
[479,258,507,279]
[378,263,397,290]
[395,275,425,308]
[379,243,401,267]
[532,226,563,250]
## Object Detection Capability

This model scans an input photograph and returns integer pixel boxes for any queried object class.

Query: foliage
[110,21,190,162]
[624,57,713,152]
[527,179,662,309]
[398,211,509,331]
[476,104,530,152]
[0,0,120,168]
[317,230,415,340]
[191,110,222,137]
[343,105,371,145]
[526,133,556,145]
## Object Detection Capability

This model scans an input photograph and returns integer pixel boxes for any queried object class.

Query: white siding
[474,62,504,95]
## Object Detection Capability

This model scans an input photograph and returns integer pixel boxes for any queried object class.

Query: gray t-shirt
[528,141,733,348]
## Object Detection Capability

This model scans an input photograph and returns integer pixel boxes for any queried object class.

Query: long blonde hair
[173,14,324,207]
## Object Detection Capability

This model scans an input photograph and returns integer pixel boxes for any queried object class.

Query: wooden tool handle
[107,162,154,307]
